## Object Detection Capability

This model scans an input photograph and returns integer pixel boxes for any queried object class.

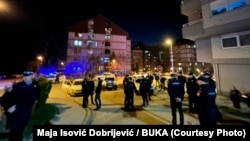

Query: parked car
[102,76,117,90]
[61,79,83,96]
[94,72,115,81]
[46,74,66,83]
[133,72,147,83]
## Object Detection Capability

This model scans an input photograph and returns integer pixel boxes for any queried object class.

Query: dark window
[222,37,237,48]
[105,42,110,46]
[239,34,250,46]
[105,49,110,54]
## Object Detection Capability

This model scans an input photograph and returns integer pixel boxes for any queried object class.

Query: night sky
[0,0,187,74]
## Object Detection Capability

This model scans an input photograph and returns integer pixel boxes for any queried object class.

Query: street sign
[156,65,163,72]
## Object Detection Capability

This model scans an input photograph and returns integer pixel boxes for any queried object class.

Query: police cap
[23,70,34,76]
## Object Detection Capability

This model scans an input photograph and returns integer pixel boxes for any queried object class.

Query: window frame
[221,30,250,48]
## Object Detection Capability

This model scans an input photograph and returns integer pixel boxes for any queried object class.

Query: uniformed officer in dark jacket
[186,72,199,113]
[124,77,137,110]
[0,70,40,141]
[167,73,184,125]
[177,71,186,100]
[197,76,219,125]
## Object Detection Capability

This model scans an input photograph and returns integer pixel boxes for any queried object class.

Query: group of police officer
[123,70,221,125]
[123,74,155,111]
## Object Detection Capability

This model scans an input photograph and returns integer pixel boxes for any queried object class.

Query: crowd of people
[0,69,246,141]
[122,70,223,126]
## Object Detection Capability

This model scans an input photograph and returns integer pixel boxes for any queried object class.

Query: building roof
[67,14,131,40]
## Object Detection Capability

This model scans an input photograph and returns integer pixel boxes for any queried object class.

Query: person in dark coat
[167,73,184,125]
[197,76,219,125]
[94,77,103,110]
[139,76,150,107]
[124,77,137,110]
[88,75,95,105]
[159,76,166,91]
[186,72,199,113]
[147,74,154,100]
[123,74,129,106]
[55,73,60,83]
[0,71,40,141]
[81,77,89,108]
[177,71,186,100]
[229,85,241,109]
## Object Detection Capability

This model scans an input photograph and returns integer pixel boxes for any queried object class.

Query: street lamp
[37,56,43,64]
[166,39,174,73]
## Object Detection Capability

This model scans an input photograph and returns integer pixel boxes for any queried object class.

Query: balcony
[182,19,204,40]
[181,0,202,17]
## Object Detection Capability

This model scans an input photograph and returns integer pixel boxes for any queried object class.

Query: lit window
[74,40,82,46]
[78,33,82,37]
[229,0,248,10]
[105,35,111,40]
[210,0,227,16]
[210,0,249,16]
[87,41,98,47]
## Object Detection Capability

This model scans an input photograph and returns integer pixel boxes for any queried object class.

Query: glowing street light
[37,55,43,62]
[165,39,174,73]
[0,1,10,13]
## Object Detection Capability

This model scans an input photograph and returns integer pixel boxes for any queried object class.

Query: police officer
[177,71,186,100]
[186,72,199,113]
[167,73,184,125]
[124,77,137,110]
[0,70,41,141]
[197,76,219,125]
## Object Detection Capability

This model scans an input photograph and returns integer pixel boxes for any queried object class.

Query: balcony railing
[183,19,203,27]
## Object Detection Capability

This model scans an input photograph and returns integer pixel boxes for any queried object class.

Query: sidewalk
[46,97,92,125]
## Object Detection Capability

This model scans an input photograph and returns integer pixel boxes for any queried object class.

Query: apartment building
[66,15,131,76]
[131,46,144,73]
[174,40,212,74]
[181,0,250,95]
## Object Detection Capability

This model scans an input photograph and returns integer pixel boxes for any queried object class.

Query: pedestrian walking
[0,70,41,141]
[167,73,184,125]
[94,77,103,110]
